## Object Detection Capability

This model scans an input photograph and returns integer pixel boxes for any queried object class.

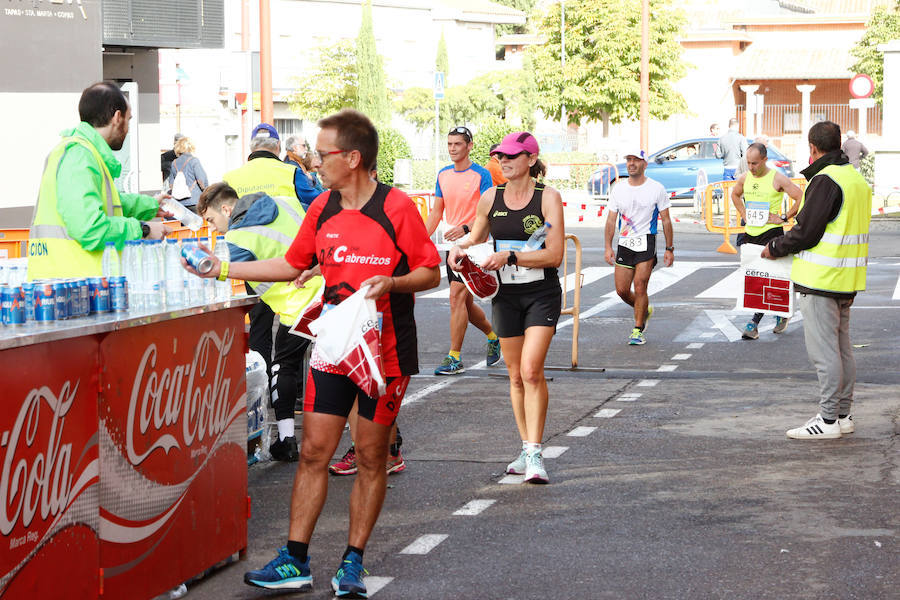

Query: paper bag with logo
[308,285,386,398]
[288,286,325,341]
[457,242,499,301]
[736,243,794,317]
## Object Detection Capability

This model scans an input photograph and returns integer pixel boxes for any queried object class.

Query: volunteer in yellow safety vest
[28,82,172,280]
[731,142,803,339]
[198,182,324,462]
[762,121,872,440]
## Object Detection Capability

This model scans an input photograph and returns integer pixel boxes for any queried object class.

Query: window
[274,118,303,137]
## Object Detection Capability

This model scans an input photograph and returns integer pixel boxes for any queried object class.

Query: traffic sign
[849,73,874,99]
[434,71,445,100]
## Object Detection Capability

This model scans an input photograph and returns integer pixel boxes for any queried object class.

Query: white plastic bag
[735,243,794,317]
[308,286,386,398]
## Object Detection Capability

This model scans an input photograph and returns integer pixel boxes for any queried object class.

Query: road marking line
[400,534,449,555]
[365,577,393,596]
[686,342,704,349]
[671,353,691,360]
[893,274,900,300]
[657,364,678,372]
[700,331,717,338]
[637,379,659,387]
[567,426,597,436]
[499,474,525,485]
[594,408,621,418]
[619,392,642,398]
[706,309,743,342]
[696,268,742,299]
[453,499,496,516]
[542,446,569,458]
[402,360,487,407]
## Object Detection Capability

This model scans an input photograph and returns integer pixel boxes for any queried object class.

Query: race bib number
[495,239,545,285]
[618,234,647,252]
[745,200,769,227]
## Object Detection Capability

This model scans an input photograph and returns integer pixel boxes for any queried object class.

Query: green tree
[287,40,357,120]
[850,1,900,104]
[376,127,412,186]
[470,117,517,167]
[529,0,687,129]
[494,0,538,35]
[436,32,449,85]
[356,0,391,125]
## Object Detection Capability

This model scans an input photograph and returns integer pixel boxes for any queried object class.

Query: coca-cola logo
[1,382,76,536]
[126,329,236,466]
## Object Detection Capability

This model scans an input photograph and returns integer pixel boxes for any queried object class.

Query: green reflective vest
[225,196,323,325]
[223,157,298,199]
[790,164,871,293]
[742,168,783,237]
[28,137,124,279]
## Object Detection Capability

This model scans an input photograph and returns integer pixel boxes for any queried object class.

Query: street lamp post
[640,0,649,152]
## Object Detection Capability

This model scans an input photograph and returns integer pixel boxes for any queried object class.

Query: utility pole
[640,0,649,152]
[241,0,250,159]
[259,0,274,125]
[561,0,566,143]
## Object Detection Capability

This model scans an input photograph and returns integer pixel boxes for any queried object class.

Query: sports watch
[780,214,788,223]
[665,246,675,252]
[507,250,517,265]
[140,221,150,238]
[462,224,470,234]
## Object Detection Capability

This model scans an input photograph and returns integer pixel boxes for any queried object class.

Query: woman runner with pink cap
[449,131,565,484]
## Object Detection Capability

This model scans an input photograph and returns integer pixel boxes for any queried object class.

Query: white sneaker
[506,448,528,475]
[524,451,549,484]
[786,414,842,440]
[838,415,854,434]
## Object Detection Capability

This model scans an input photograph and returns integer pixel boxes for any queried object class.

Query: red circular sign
[849,74,874,99]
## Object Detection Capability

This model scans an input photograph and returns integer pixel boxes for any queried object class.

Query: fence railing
[736,103,882,137]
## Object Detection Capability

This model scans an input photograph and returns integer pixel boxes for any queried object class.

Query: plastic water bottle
[185,238,204,305]
[164,239,185,308]
[199,236,215,302]
[522,221,552,252]
[162,198,204,232]
[213,236,231,302]
[122,241,140,311]
[7,265,21,288]
[102,241,121,278]
[153,240,167,309]
[142,240,162,311]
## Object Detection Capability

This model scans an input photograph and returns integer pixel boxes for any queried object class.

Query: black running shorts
[615,235,657,269]
[491,287,561,338]
[445,251,463,284]
[304,369,410,426]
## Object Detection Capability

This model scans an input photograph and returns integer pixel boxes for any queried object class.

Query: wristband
[462,224,470,234]
[217,261,229,281]
[665,246,675,252]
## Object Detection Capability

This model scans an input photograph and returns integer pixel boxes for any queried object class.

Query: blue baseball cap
[251,123,279,140]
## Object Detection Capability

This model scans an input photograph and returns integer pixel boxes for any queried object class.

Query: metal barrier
[408,193,432,222]
[560,234,583,368]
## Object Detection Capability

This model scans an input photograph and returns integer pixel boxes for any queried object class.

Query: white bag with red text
[308,285,386,398]
[288,286,325,341]
[736,243,794,318]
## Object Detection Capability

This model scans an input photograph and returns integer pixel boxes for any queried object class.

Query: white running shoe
[838,415,854,434]
[786,414,842,440]
[524,451,549,484]
[506,449,528,475]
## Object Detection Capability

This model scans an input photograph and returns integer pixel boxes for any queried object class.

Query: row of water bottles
[102,236,231,311]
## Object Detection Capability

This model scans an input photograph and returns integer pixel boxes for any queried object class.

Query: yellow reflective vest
[790,164,871,293]
[28,137,123,279]
[742,168,784,237]
[223,156,298,199]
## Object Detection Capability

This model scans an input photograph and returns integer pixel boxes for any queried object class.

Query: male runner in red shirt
[187,109,440,598]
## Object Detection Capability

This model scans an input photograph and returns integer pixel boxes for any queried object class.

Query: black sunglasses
[448,126,472,140]
[495,151,527,160]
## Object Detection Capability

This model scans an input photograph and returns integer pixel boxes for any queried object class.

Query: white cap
[623,149,647,161]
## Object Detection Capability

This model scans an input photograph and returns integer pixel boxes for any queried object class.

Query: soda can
[65,280,78,318]
[181,244,214,274]
[53,282,68,320]
[77,279,90,316]
[35,282,56,322]
[0,286,10,325]
[8,286,26,326]
[110,276,128,312]
[22,282,34,322]
[88,277,111,313]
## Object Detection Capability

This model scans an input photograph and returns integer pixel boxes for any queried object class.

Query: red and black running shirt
[285,183,441,376]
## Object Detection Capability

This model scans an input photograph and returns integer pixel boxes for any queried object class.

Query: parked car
[587,137,795,204]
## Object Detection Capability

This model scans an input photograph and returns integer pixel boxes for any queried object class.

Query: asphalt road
[185,217,900,600]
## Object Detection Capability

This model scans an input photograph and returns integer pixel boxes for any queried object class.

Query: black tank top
[489,183,560,295]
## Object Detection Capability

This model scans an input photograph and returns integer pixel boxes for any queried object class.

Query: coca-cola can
[181,244,214,274]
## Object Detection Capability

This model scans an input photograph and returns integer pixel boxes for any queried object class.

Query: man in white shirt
[604,149,675,345]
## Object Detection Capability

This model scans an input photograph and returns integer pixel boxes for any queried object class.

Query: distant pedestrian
[160,133,183,185]
[485,143,508,186]
[167,136,208,211]
[761,121,872,440]
[284,135,326,193]
[841,130,869,170]
[719,118,747,181]
[737,134,769,178]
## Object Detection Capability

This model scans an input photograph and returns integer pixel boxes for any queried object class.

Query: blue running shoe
[243,546,312,591]
[486,338,502,366]
[434,355,464,375]
[331,551,368,598]
[628,328,646,345]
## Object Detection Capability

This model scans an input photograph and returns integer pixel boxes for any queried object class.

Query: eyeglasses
[312,149,348,162]
[448,126,472,141]
[495,151,527,160]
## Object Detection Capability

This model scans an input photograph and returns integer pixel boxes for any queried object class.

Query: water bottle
[122,241,139,311]
[102,241,121,278]
[185,238,204,305]
[199,236,215,302]
[165,239,185,308]
[213,236,231,301]
[162,198,204,232]
[522,221,552,252]
[7,265,21,289]
[154,240,167,309]
[142,240,162,311]
[0,261,7,287]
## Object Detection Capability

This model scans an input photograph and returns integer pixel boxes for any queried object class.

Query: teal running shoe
[628,328,646,345]
[506,448,528,475]
[243,546,312,591]
[486,338,502,366]
[331,551,368,598]
[434,355,464,375]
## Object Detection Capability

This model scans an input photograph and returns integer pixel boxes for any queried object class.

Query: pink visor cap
[490,132,540,156]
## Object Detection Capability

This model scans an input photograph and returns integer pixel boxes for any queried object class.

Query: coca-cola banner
[99,310,248,600]
[0,337,101,600]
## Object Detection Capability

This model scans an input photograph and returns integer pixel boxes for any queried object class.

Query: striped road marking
[616,392,642,402]
[400,534,448,555]
[594,408,621,418]
[686,342,705,349]
[365,577,394,596]
[499,474,525,485]
[637,379,659,387]
[657,364,678,372]
[542,446,569,458]
[893,274,900,300]
[567,426,597,437]
[671,353,692,360]
[453,499,496,516]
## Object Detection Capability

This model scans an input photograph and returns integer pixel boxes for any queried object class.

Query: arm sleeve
[479,168,493,194]
[293,168,319,210]
[55,146,143,250]
[860,144,869,158]
[769,176,842,257]
[193,159,208,190]
[284,200,321,271]
[118,192,160,220]
[657,184,671,212]
[395,197,441,271]
[434,170,444,198]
